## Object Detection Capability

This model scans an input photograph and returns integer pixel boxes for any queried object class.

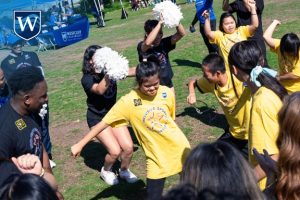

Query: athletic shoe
[189,25,196,33]
[119,169,138,183]
[100,167,119,185]
[49,160,56,168]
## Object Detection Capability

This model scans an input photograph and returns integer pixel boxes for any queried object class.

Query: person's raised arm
[127,67,136,77]
[222,0,231,11]
[187,79,198,105]
[91,75,111,95]
[263,20,281,49]
[203,10,215,41]
[171,23,186,45]
[248,0,258,35]
[141,18,164,52]
[71,121,109,158]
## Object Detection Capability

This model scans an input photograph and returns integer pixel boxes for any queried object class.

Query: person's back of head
[228,40,287,100]
[276,92,300,200]
[7,66,44,96]
[180,141,264,200]
[0,174,58,200]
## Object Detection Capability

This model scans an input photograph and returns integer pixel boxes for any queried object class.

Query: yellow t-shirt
[249,87,281,189]
[196,73,251,140]
[103,86,191,179]
[210,26,253,71]
[271,39,300,94]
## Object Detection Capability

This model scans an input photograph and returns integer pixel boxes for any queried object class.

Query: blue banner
[40,16,89,47]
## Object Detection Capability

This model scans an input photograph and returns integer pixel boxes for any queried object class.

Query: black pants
[218,131,248,160]
[147,178,166,200]
[200,20,218,54]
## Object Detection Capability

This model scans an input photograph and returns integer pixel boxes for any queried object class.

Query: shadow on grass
[89,19,113,26]
[173,59,201,68]
[80,127,140,173]
[177,106,229,131]
[90,180,146,200]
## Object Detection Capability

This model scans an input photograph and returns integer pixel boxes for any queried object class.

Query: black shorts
[218,131,248,159]
[86,109,106,128]
[159,67,173,88]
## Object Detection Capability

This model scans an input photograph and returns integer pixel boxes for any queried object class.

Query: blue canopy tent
[0,0,89,48]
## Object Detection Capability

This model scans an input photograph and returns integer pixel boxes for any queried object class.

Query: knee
[122,145,133,155]
[108,148,121,159]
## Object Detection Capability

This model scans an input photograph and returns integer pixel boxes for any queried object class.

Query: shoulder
[137,41,143,50]
[1,55,13,66]
[254,87,282,108]
[23,51,38,58]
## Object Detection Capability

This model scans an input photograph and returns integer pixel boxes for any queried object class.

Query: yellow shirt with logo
[250,87,281,189]
[196,73,251,140]
[271,39,300,93]
[210,26,253,71]
[103,86,191,179]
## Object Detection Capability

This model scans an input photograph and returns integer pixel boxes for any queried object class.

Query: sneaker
[100,167,119,185]
[189,25,196,33]
[119,169,138,183]
[49,160,56,168]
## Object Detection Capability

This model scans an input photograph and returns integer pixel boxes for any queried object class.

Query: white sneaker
[119,169,138,183]
[49,160,56,168]
[100,167,119,185]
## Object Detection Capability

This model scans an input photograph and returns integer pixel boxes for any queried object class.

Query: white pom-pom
[153,1,183,28]
[39,104,48,119]
[92,47,129,81]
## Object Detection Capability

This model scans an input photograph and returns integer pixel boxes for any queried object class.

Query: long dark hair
[280,33,300,63]
[276,92,300,200]
[0,174,58,200]
[82,45,102,74]
[228,40,288,100]
[180,142,264,199]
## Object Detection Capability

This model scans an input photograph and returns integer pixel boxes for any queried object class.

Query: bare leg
[112,126,134,170]
[95,126,121,170]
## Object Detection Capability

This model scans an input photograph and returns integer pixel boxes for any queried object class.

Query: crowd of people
[0,0,299,199]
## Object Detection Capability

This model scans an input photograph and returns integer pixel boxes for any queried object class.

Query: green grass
[15,0,300,199]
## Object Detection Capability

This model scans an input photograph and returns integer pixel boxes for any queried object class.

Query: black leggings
[146,178,166,200]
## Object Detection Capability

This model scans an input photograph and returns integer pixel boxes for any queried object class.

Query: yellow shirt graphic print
[143,106,169,133]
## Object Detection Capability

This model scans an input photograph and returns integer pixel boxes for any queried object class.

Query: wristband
[40,168,45,177]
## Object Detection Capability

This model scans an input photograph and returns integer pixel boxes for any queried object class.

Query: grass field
[1,0,299,199]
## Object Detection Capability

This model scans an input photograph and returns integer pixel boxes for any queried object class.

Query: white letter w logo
[14,11,41,40]
[17,16,38,32]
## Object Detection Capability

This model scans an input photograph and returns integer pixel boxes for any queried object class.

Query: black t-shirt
[137,36,176,87]
[229,0,264,39]
[1,51,42,81]
[81,73,117,117]
[0,103,44,161]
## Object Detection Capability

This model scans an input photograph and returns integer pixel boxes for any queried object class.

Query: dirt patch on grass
[49,114,217,190]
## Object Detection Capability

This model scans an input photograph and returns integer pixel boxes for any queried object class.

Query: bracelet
[40,168,45,177]
[251,13,257,15]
